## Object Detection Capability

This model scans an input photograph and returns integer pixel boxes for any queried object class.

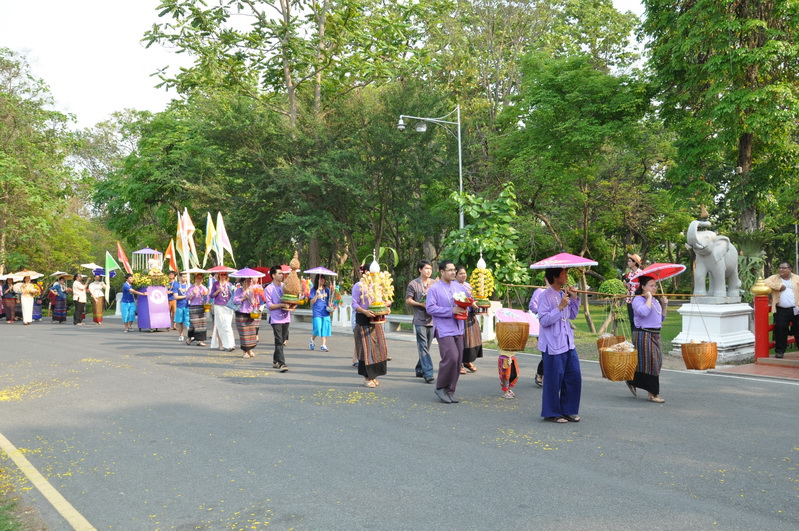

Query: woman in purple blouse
[627,275,668,403]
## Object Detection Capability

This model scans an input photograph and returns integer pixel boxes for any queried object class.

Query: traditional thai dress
[32,289,43,321]
[458,281,483,365]
[537,287,581,419]
[351,281,388,381]
[209,280,235,350]
[233,287,261,352]
[88,280,106,323]
[265,282,291,366]
[2,283,16,322]
[426,279,468,394]
[629,295,666,396]
[19,282,39,324]
[186,283,209,343]
[498,353,519,393]
[51,283,68,323]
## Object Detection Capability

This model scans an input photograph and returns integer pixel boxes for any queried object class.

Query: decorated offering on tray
[453,291,474,320]
[469,255,494,312]
[281,252,302,307]
[360,261,394,317]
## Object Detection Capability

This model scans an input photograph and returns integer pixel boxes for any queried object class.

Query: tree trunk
[280,0,298,129]
[309,235,320,268]
[580,270,596,333]
[737,132,758,233]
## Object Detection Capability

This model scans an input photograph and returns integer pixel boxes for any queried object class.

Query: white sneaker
[178,336,184,342]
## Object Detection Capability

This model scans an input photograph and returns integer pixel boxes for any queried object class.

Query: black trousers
[773,306,798,354]
[272,323,290,365]
[73,301,85,324]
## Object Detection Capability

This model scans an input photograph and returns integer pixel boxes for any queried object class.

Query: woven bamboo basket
[599,347,638,381]
[596,335,626,353]
[681,342,717,370]
[496,321,530,352]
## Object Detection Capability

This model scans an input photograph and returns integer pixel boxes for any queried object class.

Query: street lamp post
[397,105,464,229]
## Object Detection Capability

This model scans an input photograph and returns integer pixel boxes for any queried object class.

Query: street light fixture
[397,105,464,229]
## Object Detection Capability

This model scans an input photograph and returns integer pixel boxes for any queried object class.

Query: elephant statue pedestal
[670,302,754,364]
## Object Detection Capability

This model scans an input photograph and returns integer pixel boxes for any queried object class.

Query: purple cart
[137,285,171,331]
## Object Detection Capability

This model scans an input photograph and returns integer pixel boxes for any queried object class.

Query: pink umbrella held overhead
[529,252,598,269]
[495,308,540,337]
[231,267,266,279]
[303,267,338,276]
[205,265,237,274]
[631,263,687,282]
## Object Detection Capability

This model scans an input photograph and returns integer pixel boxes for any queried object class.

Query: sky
[0,0,645,130]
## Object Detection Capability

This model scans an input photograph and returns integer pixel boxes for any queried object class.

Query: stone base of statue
[670,301,754,364]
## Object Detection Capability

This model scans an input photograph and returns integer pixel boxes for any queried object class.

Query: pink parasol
[494,308,540,336]
[304,266,338,276]
[206,265,237,273]
[231,267,266,278]
[529,252,598,269]
[632,263,686,282]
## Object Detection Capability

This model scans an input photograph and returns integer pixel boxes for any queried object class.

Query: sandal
[535,374,543,387]
[544,416,568,423]
[459,368,467,374]
[648,395,665,403]
[626,382,637,397]
[501,390,514,399]
[363,380,377,388]
[466,363,477,373]
[563,414,581,422]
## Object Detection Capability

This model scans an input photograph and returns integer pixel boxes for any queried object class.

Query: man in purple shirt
[537,267,582,423]
[426,260,468,403]
[265,265,291,372]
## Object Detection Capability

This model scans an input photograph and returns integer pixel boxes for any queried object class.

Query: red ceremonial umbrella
[206,265,237,273]
[252,267,272,284]
[631,263,686,282]
[529,252,598,269]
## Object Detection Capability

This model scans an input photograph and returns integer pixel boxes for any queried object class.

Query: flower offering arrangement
[453,291,474,320]
[359,268,394,317]
[469,256,494,313]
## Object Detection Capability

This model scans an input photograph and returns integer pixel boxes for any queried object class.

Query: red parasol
[252,266,272,284]
[206,265,236,273]
[631,263,686,282]
[529,252,598,269]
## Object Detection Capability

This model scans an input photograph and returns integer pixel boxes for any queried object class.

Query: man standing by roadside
[266,265,291,372]
[72,274,87,326]
[764,262,799,358]
[406,259,435,383]
[426,260,468,403]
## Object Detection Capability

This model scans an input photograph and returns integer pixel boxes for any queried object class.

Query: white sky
[0,0,645,130]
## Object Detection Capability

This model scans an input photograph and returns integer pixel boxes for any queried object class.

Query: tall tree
[643,0,799,232]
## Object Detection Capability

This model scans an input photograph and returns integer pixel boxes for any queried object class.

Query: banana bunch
[469,267,495,300]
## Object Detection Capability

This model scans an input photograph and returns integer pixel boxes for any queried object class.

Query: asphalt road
[1,316,798,530]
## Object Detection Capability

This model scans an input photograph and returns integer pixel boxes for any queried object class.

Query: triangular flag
[202,212,217,267]
[183,208,199,268]
[176,211,187,271]
[164,238,178,273]
[104,251,121,301]
[215,212,235,266]
[117,241,132,274]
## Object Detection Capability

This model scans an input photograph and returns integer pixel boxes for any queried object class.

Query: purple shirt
[233,287,258,314]
[537,287,579,355]
[425,280,467,338]
[265,283,290,324]
[186,284,209,305]
[211,281,233,306]
[632,295,666,330]
[351,280,371,311]
[529,287,545,314]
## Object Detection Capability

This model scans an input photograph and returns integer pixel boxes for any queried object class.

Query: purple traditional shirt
[265,283,290,324]
[425,279,467,338]
[537,287,580,355]
[529,287,545,314]
[186,284,209,305]
[211,280,233,306]
[351,280,370,311]
[233,287,258,314]
[632,295,666,330]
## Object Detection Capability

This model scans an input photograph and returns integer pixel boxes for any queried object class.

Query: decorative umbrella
[231,267,266,278]
[494,308,540,337]
[252,266,272,284]
[50,272,74,280]
[0,273,23,282]
[81,262,103,270]
[12,270,44,280]
[280,264,292,273]
[631,263,687,282]
[206,265,237,273]
[303,266,338,276]
[181,267,208,275]
[529,252,598,269]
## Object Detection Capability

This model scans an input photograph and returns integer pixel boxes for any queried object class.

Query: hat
[627,253,642,267]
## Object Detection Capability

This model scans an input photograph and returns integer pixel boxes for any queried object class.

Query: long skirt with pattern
[33,299,42,320]
[628,329,661,395]
[187,305,207,342]
[462,312,483,364]
[52,299,67,322]
[92,297,104,323]
[3,298,15,321]
[498,354,519,391]
[235,312,260,351]
[354,322,388,380]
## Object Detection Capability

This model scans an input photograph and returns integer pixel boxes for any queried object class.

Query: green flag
[105,251,121,301]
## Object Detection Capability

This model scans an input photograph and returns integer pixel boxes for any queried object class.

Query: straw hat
[627,253,642,267]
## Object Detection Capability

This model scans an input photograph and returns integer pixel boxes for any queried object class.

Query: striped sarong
[92,297,104,323]
[53,299,67,322]
[462,312,483,363]
[3,298,16,322]
[632,329,662,376]
[235,312,260,351]
[187,305,207,342]
[33,299,42,320]
[354,322,388,380]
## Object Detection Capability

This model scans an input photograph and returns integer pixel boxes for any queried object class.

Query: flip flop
[626,382,637,397]
[544,416,568,423]
[535,374,543,387]
[563,414,581,422]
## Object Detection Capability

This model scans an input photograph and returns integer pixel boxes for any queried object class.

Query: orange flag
[117,241,133,274]
[164,238,178,273]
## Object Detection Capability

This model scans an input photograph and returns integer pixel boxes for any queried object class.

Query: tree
[643,0,799,232]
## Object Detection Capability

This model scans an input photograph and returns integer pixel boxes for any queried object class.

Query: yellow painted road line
[0,432,95,530]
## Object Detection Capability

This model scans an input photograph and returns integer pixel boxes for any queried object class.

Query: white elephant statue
[685,220,742,298]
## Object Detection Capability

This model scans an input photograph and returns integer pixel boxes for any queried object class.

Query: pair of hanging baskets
[681,341,718,370]
[597,335,637,381]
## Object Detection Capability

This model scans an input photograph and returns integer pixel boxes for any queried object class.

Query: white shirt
[73,280,87,303]
[779,278,796,308]
[88,280,106,298]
